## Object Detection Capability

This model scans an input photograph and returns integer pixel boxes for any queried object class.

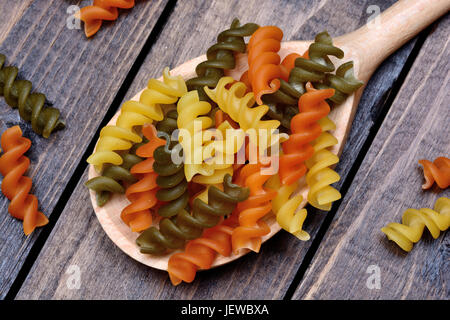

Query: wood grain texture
[16,0,424,299]
[0,1,33,43]
[0,0,170,298]
[293,14,450,300]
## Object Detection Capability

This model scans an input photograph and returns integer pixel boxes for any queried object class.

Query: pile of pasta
[86,19,366,285]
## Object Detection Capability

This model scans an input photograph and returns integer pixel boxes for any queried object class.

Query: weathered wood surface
[0,1,34,43]
[293,15,450,300]
[0,0,170,298]
[14,0,432,300]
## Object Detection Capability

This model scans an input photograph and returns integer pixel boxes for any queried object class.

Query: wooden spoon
[88,0,450,271]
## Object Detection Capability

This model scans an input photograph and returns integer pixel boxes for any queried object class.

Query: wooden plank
[0,1,33,43]
[293,14,449,300]
[16,0,421,299]
[0,0,170,298]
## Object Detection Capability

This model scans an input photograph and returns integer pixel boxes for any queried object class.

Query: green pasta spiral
[263,79,302,130]
[85,147,143,207]
[289,31,344,95]
[186,18,259,101]
[153,131,189,218]
[156,109,178,135]
[263,31,363,129]
[0,54,65,138]
[136,173,249,255]
[261,31,343,130]
[316,61,364,105]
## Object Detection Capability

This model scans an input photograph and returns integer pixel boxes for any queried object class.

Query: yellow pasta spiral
[305,117,341,211]
[177,90,213,181]
[204,77,288,151]
[88,68,187,172]
[193,167,234,185]
[196,121,245,182]
[266,174,310,240]
[177,91,244,182]
[381,197,450,252]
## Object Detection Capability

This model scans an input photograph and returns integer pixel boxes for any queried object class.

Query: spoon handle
[337,0,450,80]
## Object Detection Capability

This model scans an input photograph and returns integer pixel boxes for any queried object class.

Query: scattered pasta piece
[0,54,65,138]
[418,157,450,190]
[75,0,136,38]
[0,126,48,235]
[381,197,450,252]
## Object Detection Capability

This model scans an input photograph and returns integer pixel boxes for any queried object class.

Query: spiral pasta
[152,131,189,218]
[231,161,277,254]
[168,222,234,285]
[204,77,288,151]
[87,67,187,172]
[176,91,242,183]
[266,174,310,240]
[121,124,165,232]
[279,84,335,185]
[176,90,213,181]
[245,26,289,105]
[193,121,245,184]
[260,52,304,130]
[263,32,362,129]
[0,126,48,235]
[136,174,249,254]
[305,117,341,210]
[85,148,143,207]
[418,157,450,190]
[262,80,302,130]
[186,19,259,102]
[316,61,364,105]
[75,0,136,38]
[289,31,344,96]
[0,54,65,138]
[381,197,450,252]
[156,109,178,135]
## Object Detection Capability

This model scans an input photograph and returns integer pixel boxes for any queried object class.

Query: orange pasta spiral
[168,221,234,285]
[76,0,136,38]
[231,161,277,254]
[279,83,335,185]
[281,52,302,74]
[121,124,165,232]
[418,157,450,190]
[0,126,48,235]
[245,26,289,105]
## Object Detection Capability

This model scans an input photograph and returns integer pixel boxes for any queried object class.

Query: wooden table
[0,0,448,300]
